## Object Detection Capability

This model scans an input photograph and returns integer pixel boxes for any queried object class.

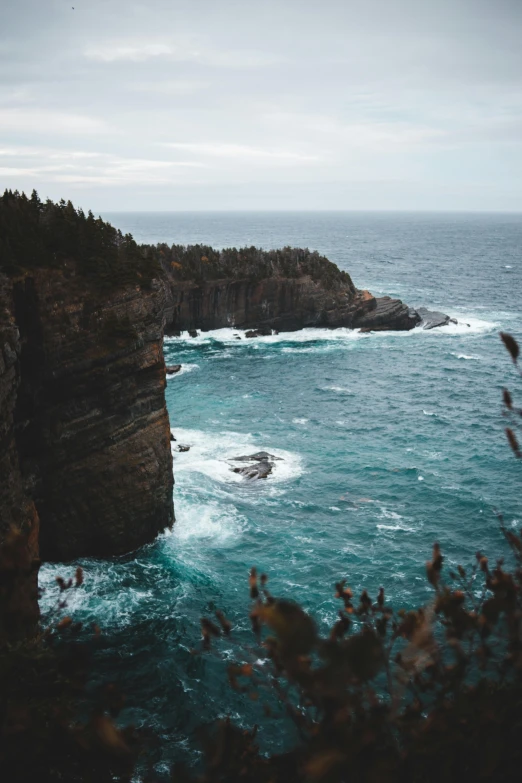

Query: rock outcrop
[416,307,457,330]
[352,297,421,331]
[158,247,420,334]
[162,274,401,333]
[1,267,174,563]
[230,451,281,480]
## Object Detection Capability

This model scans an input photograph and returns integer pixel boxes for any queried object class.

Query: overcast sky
[1,0,521,211]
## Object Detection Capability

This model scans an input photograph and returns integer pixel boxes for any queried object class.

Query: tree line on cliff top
[0,189,158,289]
[0,191,354,292]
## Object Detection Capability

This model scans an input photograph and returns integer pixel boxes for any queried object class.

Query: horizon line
[98,208,522,215]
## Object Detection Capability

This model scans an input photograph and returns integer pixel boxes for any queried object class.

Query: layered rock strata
[1,268,174,564]
[0,275,40,638]
[352,296,421,331]
[158,246,421,334]
[163,277,418,334]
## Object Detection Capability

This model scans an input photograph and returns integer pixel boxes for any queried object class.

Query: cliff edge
[0,192,174,576]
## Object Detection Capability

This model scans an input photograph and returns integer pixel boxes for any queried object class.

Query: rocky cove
[0,194,457,633]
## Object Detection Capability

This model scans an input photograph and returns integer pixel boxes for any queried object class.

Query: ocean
[39,211,522,772]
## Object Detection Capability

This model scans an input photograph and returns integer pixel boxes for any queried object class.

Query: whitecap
[292,418,308,425]
[451,353,481,361]
[171,499,247,547]
[378,509,404,521]
[321,385,354,395]
[38,560,170,629]
[422,410,437,417]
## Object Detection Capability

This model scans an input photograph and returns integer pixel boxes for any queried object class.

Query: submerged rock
[230,450,282,480]
[165,364,181,374]
[232,451,281,462]
[188,329,199,338]
[416,307,451,330]
[233,461,273,479]
[177,444,190,452]
[245,326,274,338]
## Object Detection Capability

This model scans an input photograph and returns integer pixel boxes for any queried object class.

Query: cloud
[0,109,106,135]
[84,39,281,68]
[163,142,322,163]
[85,42,172,63]
[1,0,522,208]
[129,80,211,96]
[0,147,206,187]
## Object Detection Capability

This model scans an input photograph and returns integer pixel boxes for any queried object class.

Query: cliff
[0,275,40,638]
[155,244,419,333]
[4,268,174,562]
[0,192,174,583]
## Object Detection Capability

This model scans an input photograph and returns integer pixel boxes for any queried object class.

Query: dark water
[40,212,522,773]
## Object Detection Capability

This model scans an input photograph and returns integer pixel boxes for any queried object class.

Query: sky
[1,0,522,211]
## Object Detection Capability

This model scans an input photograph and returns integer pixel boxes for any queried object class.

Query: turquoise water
[40,212,522,771]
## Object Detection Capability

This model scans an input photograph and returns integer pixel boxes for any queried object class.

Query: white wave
[451,352,481,360]
[167,326,363,346]
[378,509,404,521]
[164,314,497,356]
[420,314,497,336]
[38,560,173,628]
[171,427,303,485]
[292,418,308,425]
[170,499,247,547]
[166,363,199,377]
[321,385,354,395]
[422,410,437,417]
[376,508,416,532]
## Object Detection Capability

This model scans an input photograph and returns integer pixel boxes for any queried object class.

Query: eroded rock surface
[233,461,273,480]
[353,297,421,331]
[416,307,451,330]
[1,268,174,562]
[232,451,280,462]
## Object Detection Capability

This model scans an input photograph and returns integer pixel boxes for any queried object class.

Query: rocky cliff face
[163,276,418,333]
[155,245,416,333]
[0,275,40,637]
[164,276,371,332]
[1,267,174,565]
